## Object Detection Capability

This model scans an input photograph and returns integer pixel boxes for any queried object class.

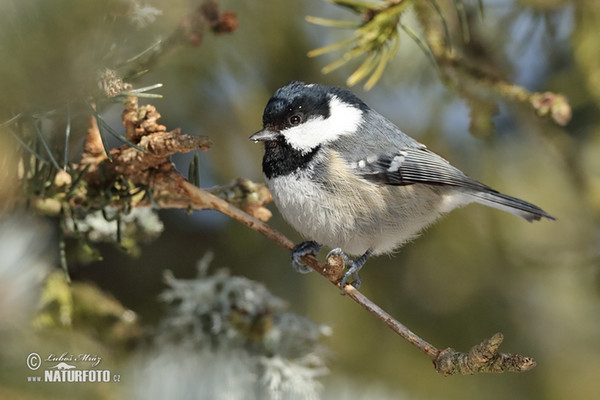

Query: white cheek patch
[281,95,363,154]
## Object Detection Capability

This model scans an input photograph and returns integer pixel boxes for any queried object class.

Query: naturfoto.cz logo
[26,352,121,383]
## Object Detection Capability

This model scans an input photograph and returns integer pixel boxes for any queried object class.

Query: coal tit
[250,81,555,289]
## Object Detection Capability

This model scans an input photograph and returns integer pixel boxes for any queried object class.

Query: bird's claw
[291,241,322,273]
[327,248,371,290]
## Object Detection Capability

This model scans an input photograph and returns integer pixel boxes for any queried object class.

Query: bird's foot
[326,248,373,290]
[291,241,322,273]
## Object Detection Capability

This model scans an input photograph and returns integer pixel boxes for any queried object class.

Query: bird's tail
[471,190,556,222]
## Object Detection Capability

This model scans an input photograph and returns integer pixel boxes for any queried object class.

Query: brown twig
[434,333,536,376]
[175,181,536,375]
[54,97,537,375]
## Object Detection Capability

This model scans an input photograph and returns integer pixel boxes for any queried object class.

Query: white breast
[267,169,346,249]
[266,150,464,256]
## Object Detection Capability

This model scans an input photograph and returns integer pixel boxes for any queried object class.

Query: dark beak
[249,129,279,142]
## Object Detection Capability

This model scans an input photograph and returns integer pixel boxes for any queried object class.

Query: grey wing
[356,147,555,222]
[358,147,488,190]
[333,110,486,189]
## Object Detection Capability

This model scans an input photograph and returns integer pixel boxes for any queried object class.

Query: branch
[34,97,536,376]
[176,181,536,375]
[413,2,571,130]
[434,333,536,376]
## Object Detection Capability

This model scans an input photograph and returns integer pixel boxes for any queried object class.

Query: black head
[251,82,369,178]
[261,81,368,132]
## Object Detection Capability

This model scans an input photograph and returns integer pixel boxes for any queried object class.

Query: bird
[250,81,555,289]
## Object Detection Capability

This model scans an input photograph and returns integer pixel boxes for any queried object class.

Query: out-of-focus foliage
[33,270,143,349]
[307,0,571,138]
[0,0,162,116]
[0,216,51,330]
[63,206,164,257]
[0,215,121,400]
[307,0,415,89]
[1,0,600,399]
[130,253,331,400]
[573,4,600,107]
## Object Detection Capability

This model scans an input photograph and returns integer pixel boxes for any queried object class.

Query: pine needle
[364,43,392,90]
[119,83,164,99]
[321,46,365,74]
[308,36,359,57]
[305,15,362,28]
[188,152,200,187]
[32,118,61,171]
[88,103,147,154]
[427,0,452,48]
[399,21,438,71]
[347,53,380,86]
[0,113,22,129]
[63,105,71,170]
[453,0,471,43]
[9,130,48,163]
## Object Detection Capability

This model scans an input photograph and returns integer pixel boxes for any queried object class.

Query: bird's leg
[327,248,373,289]
[291,241,322,273]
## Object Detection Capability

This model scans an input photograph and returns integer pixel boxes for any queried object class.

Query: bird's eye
[289,114,302,126]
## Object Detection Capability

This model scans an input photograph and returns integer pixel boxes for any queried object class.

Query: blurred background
[1,0,599,399]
